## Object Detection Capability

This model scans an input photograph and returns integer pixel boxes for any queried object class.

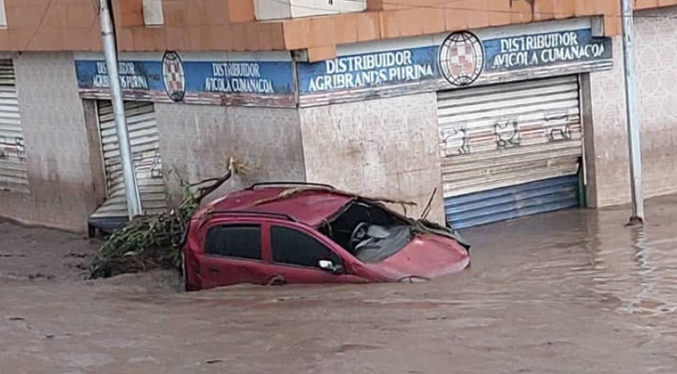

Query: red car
[183,182,470,290]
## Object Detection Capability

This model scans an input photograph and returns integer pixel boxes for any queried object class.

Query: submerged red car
[182,182,470,290]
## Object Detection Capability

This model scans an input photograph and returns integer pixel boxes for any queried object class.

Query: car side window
[271,226,341,269]
[205,224,261,260]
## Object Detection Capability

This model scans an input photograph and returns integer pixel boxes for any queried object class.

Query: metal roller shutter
[0,59,29,193]
[90,101,168,221]
[438,76,583,229]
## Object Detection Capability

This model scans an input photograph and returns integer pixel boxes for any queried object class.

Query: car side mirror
[318,260,344,275]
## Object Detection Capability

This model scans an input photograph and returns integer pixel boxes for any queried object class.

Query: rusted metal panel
[439,75,584,228]
[0,59,29,194]
[90,101,168,220]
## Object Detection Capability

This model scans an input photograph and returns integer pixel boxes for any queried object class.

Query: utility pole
[620,0,644,225]
[98,0,142,219]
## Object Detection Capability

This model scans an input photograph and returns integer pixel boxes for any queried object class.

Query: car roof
[198,186,355,227]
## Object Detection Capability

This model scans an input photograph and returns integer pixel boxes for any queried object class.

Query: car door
[265,223,367,284]
[199,222,273,288]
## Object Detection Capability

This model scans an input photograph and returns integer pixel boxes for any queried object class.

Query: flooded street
[2,196,677,374]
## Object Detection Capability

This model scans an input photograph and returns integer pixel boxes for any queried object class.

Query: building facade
[0,0,676,232]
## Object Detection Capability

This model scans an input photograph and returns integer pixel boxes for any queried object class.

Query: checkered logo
[162,51,186,102]
[439,31,485,87]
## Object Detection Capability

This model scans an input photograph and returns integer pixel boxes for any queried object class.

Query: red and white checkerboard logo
[162,51,186,102]
[439,31,484,87]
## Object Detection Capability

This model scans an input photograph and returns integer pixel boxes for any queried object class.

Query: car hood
[365,233,470,281]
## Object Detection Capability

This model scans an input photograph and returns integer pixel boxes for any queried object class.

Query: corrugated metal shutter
[90,101,167,219]
[0,59,29,193]
[438,76,583,229]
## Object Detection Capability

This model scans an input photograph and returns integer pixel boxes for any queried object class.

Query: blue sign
[297,47,439,94]
[75,60,163,91]
[75,54,296,107]
[182,61,293,94]
[76,29,612,107]
[297,28,612,97]
[483,29,612,72]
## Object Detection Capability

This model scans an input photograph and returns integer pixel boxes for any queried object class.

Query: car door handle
[208,267,220,274]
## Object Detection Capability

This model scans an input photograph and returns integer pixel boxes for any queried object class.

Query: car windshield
[318,200,412,263]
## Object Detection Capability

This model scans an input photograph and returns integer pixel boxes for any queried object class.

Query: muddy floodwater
[2,195,677,373]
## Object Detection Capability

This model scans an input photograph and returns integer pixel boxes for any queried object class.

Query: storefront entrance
[88,100,168,232]
[438,75,585,229]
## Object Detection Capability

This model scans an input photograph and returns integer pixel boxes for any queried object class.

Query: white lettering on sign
[95,62,138,75]
[307,50,435,92]
[212,62,261,78]
[92,61,149,90]
[205,77,274,93]
[205,62,274,93]
[499,32,579,53]
[491,31,606,70]
[96,62,107,74]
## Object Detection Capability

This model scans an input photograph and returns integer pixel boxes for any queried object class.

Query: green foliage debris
[89,157,247,278]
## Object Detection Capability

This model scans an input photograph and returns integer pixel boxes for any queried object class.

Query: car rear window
[205,225,261,260]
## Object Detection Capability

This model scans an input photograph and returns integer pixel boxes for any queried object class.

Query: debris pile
[89,156,249,278]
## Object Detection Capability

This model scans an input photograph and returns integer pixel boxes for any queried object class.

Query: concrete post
[98,0,142,219]
[620,0,645,225]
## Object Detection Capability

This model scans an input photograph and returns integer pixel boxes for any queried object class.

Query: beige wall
[587,36,631,207]
[588,6,677,207]
[0,52,104,232]
[154,104,306,205]
[299,93,445,224]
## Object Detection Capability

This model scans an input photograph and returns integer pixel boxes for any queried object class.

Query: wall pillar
[298,93,446,224]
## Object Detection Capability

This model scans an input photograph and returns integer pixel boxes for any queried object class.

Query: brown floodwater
[2,195,677,374]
